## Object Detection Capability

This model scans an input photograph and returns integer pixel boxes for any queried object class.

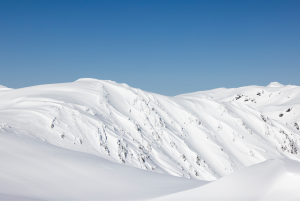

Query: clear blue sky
[1,0,299,96]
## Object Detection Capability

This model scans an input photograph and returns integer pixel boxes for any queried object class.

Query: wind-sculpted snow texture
[0,132,206,200]
[152,158,300,201]
[0,79,300,181]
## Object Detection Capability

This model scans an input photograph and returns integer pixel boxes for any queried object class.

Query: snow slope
[152,158,300,201]
[0,85,11,91]
[0,79,299,182]
[0,132,206,200]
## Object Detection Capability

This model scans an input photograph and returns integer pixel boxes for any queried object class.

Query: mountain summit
[267,82,284,87]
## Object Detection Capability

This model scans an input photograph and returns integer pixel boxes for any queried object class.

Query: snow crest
[0,79,299,181]
[267,82,284,87]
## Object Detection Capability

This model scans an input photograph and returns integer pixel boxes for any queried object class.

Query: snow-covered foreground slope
[1,133,299,201]
[153,158,300,201]
[0,79,300,200]
[0,132,205,200]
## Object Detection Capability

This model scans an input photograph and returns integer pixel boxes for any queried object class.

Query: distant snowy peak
[0,85,12,90]
[267,82,284,87]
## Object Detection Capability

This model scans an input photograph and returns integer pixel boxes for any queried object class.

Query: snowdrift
[153,158,300,201]
[0,132,206,200]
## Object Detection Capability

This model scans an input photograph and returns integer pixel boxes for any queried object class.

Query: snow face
[0,78,300,200]
[152,158,300,201]
[0,79,299,182]
[0,132,206,200]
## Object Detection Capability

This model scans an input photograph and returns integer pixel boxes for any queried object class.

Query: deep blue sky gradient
[1,0,300,95]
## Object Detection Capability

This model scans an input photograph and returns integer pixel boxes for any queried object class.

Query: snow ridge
[267,82,284,87]
[0,79,299,181]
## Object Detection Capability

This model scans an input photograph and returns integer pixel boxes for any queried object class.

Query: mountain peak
[0,85,12,90]
[267,82,284,87]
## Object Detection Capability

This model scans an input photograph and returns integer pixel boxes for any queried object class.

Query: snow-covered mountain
[0,79,299,182]
[153,158,300,201]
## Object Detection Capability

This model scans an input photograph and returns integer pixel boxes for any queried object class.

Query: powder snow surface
[0,79,299,200]
[152,158,300,201]
[0,132,205,200]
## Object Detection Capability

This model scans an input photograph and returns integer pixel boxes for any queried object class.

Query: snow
[0,85,11,90]
[0,79,299,200]
[0,132,206,200]
[152,158,300,201]
[267,82,284,87]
